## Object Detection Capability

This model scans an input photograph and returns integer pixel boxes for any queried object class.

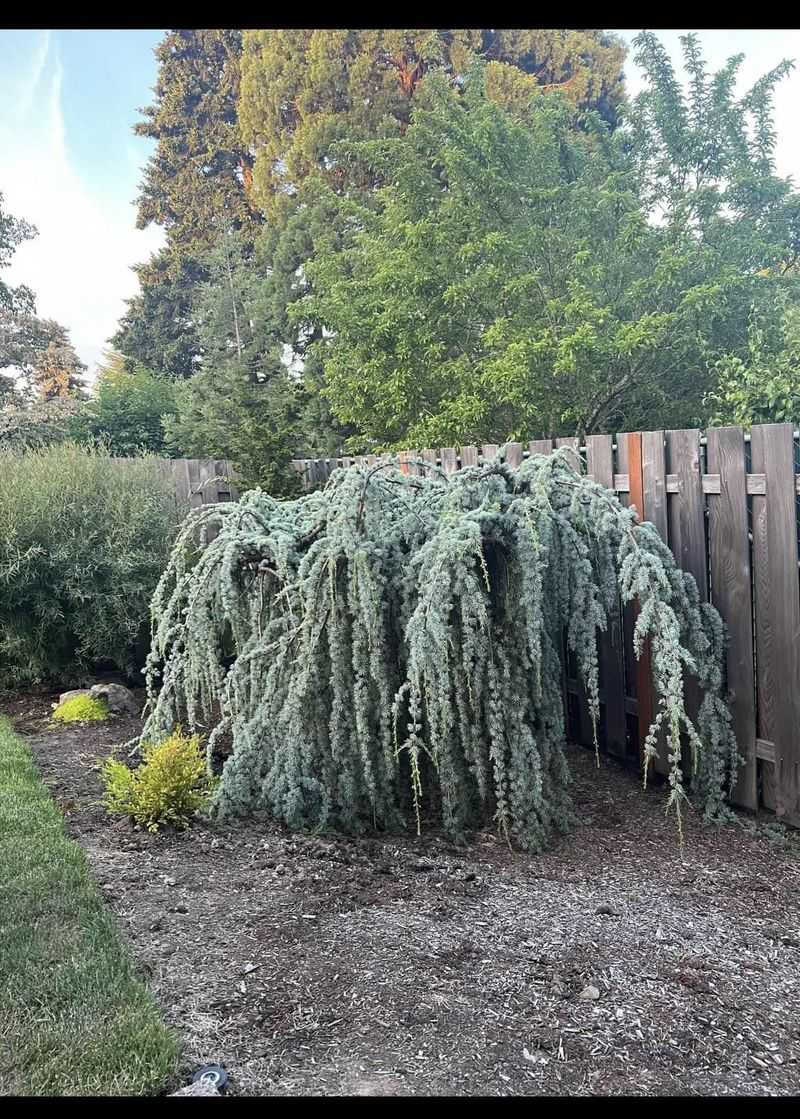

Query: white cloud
[1,32,163,381]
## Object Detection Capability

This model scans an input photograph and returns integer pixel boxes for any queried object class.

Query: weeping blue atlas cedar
[139,449,740,850]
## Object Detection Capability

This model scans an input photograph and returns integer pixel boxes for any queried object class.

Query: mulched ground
[3,688,800,1097]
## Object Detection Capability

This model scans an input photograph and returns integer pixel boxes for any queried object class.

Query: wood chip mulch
[4,690,800,1097]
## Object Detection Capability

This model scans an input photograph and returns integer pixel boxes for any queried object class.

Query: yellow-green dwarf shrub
[53,695,109,723]
[140,451,740,850]
[101,730,216,832]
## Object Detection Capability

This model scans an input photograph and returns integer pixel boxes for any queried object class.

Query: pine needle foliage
[141,451,739,850]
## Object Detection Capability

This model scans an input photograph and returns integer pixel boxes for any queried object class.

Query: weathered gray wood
[555,435,581,473]
[750,423,800,819]
[666,430,707,598]
[440,446,458,475]
[615,434,638,758]
[584,434,612,487]
[558,433,591,746]
[642,430,668,542]
[528,439,553,456]
[640,430,670,775]
[585,435,627,758]
[186,458,203,511]
[666,430,708,779]
[421,448,438,477]
[460,445,479,468]
[706,427,757,812]
[481,443,499,464]
[504,441,523,467]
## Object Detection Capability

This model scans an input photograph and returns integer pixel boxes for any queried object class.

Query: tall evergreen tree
[115,30,262,377]
[31,328,86,401]
[238,29,627,218]
[1,311,85,402]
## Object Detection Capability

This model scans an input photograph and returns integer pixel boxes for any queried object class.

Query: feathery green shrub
[141,451,740,850]
[52,694,109,724]
[0,443,180,687]
[101,729,215,832]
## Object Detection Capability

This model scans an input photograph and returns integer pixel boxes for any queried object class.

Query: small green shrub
[101,729,216,832]
[0,442,181,686]
[52,694,109,724]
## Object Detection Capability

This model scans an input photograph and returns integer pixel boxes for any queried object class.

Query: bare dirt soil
[4,689,800,1097]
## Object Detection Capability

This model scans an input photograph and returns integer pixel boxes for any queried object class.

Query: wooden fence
[115,457,240,509]
[292,425,800,825]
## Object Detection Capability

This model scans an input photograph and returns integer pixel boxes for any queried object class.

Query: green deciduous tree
[0,190,36,317]
[293,43,800,449]
[74,351,178,456]
[706,297,800,425]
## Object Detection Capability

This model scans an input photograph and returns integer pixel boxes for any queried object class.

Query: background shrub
[0,443,180,687]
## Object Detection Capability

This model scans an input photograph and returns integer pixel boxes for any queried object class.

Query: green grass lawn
[0,717,178,1095]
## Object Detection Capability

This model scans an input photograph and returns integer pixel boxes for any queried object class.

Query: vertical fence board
[481,443,499,464]
[460,445,479,468]
[641,430,671,776]
[751,423,800,820]
[706,427,757,811]
[666,430,707,597]
[421,448,438,477]
[626,433,657,770]
[555,435,582,473]
[556,435,591,745]
[616,433,637,756]
[440,447,458,475]
[529,439,554,456]
[586,435,627,758]
[504,441,523,467]
[666,429,708,780]
[642,430,668,542]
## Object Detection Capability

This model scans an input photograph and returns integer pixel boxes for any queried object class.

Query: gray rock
[578,984,601,1001]
[57,688,91,706]
[89,682,140,715]
[169,1081,220,1097]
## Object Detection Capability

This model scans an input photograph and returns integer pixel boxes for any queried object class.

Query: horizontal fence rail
[292,425,800,826]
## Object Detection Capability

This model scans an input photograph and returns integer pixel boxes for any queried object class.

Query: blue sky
[0,30,165,375]
[2,29,800,379]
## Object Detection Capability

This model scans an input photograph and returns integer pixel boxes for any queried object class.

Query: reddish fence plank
[626,433,657,771]
[706,426,757,811]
